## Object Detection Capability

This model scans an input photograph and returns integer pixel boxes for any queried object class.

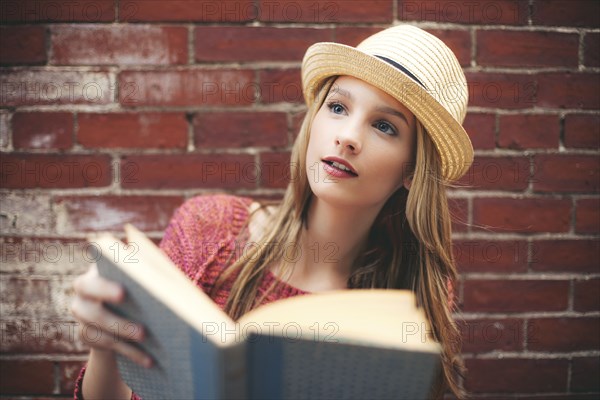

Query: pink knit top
[74,194,309,400]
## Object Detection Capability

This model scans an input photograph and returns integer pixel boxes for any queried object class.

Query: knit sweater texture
[73,194,308,400]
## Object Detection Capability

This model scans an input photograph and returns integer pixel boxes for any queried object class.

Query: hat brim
[301,42,473,182]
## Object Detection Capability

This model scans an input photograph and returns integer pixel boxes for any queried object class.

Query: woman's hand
[70,263,152,368]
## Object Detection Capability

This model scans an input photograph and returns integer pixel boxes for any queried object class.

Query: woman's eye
[328,102,346,115]
[375,121,397,135]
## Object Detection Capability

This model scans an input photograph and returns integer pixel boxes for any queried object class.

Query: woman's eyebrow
[375,105,409,126]
[329,87,353,100]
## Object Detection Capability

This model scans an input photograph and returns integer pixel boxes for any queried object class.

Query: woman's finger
[70,296,145,342]
[73,266,124,303]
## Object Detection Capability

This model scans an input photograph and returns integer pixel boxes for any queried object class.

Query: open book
[92,224,441,400]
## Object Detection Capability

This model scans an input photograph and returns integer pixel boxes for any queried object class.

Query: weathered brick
[78,113,187,148]
[259,151,293,189]
[465,72,536,109]
[454,240,528,273]
[0,70,113,106]
[12,112,73,149]
[537,73,600,110]
[572,357,600,392]
[458,318,524,353]
[472,197,571,233]
[462,113,495,150]
[458,156,529,191]
[0,193,53,235]
[0,0,115,22]
[498,114,559,149]
[528,318,600,352]
[195,26,333,62]
[0,359,55,394]
[398,0,528,25]
[0,154,112,188]
[258,69,303,104]
[120,154,257,189]
[564,114,600,149]
[576,198,600,234]
[464,358,568,393]
[54,195,183,233]
[258,0,393,23]
[477,30,578,67]
[532,0,599,27]
[194,112,288,148]
[0,26,46,65]
[531,240,600,272]
[119,0,255,22]
[118,69,255,106]
[533,155,599,193]
[462,279,569,312]
[50,25,187,65]
[574,278,600,312]
[584,32,600,67]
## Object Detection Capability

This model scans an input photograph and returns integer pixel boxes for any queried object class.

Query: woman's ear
[403,174,413,191]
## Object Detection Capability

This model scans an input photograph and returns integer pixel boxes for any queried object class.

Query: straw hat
[301,24,473,181]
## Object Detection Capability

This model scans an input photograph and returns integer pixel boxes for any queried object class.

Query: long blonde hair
[212,77,466,399]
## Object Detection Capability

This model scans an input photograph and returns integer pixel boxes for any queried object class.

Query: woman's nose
[335,125,362,153]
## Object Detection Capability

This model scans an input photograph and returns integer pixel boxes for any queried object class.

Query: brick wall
[0,0,598,398]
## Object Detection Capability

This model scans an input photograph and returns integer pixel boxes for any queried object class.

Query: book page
[239,289,439,352]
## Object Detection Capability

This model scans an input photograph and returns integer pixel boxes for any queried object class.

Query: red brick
[528,318,599,352]
[2,277,52,315]
[572,357,600,392]
[465,72,536,109]
[51,25,187,65]
[0,154,112,189]
[119,0,255,22]
[531,240,600,273]
[425,29,471,67]
[78,113,187,149]
[533,155,599,193]
[291,110,306,139]
[118,69,255,107]
[0,70,112,106]
[193,112,288,148]
[259,152,293,189]
[59,360,86,394]
[574,278,600,312]
[498,114,559,149]
[537,73,600,110]
[195,26,332,62]
[584,32,600,67]
[0,236,88,275]
[334,26,382,46]
[564,114,600,149]
[472,197,571,233]
[458,156,529,191]
[398,0,528,25]
[54,195,182,232]
[0,26,46,65]
[0,319,84,354]
[462,279,569,313]
[0,111,9,148]
[576,198,600,234]
[258,69,303,104]
[454,240,528,273]
[477,30,578,68]
[12,112,73,149]
[448,197,468,232]
[464,358,568,393]
[532,0,599,27]
[0,0,115,22]
[463,113,495,150]
[458,318,524,353]
[120,154,257,189]
[0,359,55,394]
[259,0,392,23]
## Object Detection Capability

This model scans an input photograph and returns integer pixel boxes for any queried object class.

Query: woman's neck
[290,196,382,290]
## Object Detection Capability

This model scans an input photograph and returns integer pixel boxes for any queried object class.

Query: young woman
[71,24,473,399]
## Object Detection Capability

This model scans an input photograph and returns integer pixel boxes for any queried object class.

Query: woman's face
[306,76,416,210]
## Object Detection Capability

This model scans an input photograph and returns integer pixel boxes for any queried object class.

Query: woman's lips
[322,161,358,178]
